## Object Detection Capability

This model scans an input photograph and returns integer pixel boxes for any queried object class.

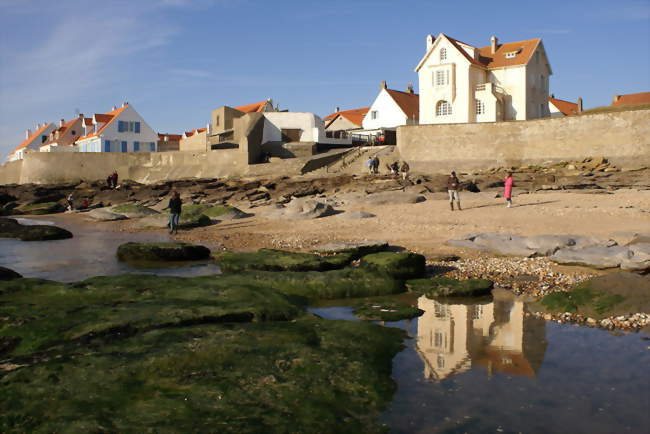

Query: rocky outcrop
[86,208,128,221]
[267,197,336,220]
[0,266,22,280]
[110,204,159,219]
[0,217,73,241]
[360,252,426,280]
[116,242,211,262]
[213,248,352,272]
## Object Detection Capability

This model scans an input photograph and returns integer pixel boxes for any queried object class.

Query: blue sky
[1,0,649,159]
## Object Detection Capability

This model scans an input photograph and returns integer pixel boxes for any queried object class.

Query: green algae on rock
[535,273,650,319]
[354,299,424,322]
[136,204,212,229]
[220,268,405,300]
[111,204,159,218]
[360,252,426,280]
[0,274,406,433]
[313,240,389,260]
[202,204,249,220]
[14,201,64,215]
[0,217,73,241]
[410,277,494,298]
[213,248,353,272]
[117,242,211,262]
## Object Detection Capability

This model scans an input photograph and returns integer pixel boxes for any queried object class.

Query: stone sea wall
[0,149,308,185]
[397,109,650,173]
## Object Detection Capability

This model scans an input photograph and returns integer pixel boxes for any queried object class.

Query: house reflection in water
[416,292,547,381]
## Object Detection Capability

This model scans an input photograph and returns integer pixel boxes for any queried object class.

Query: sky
[1,0,649,159]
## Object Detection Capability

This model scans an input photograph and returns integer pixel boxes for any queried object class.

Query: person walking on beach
[366,157,374,175]
[372,156,380,174]
[66,193,74,211]
[447,171,461,211]
[163,191,182,234]
[504,172,514,208]
[400,161,410,180]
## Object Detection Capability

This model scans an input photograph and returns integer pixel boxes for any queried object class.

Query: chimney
[25,129,32,139]
[612,95,619,105]
[60,119,65,127]
[164,135,169,142]
[490,36,498,54]
[406,83,414,94]
[112,105,117,110]
[380,80,387,90]
[426,34,435,50]
[577,97,583,113]
[336,106,340,113]
[78,113,84,119]
[122,101,128,107]
[551,93,555,99]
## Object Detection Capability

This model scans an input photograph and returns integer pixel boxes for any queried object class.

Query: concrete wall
[179,131,208,152]
[397,109,650,173]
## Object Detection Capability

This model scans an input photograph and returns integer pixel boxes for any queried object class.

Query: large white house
[7,122,56,162]
[75,103,159,153]
[415,33,552,124]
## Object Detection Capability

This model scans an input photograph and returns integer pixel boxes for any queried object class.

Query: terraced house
[415,33,552,124]
[74,103,159,153]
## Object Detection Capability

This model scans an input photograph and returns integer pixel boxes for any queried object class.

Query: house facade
[157,133,182,152]
[7,122,57,162]
[323,107,369,138]
[40,115,88,152]
[74,103,159,153]
[415,33,552,124]
[362,82,419,131]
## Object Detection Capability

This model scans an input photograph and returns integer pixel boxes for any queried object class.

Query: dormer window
[505,51,517,59]
[440,47,447,62]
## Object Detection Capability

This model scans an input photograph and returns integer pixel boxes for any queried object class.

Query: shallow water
[0,215,221,281]
[312,295,650,434]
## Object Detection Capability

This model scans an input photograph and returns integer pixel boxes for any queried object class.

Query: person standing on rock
[163,191,182,235]
[111,171,119,189]
[400,161,410,180]
[447,171,461,211]
[504,172,514,208]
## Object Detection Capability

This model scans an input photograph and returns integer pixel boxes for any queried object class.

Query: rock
[0,217,73,241]
[86,208,128,221]
[364,191,426,206]
[213,249,353,272]
[201,205,250,220]
[620,243,650,272]
[409,277,494,298]
[535,273,650,320]
[550,245,631,269]
[110,204,159,219]
[354,300,424,322]
[116,242,211,262]
[0,266,22,280]
[271,198,336,220]
[336,211,376,219]
[360,252,426,280]
[14,202,64,215]
[312,240,389,259]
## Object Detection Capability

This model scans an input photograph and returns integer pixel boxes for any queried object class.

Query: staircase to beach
[306,145,394,176]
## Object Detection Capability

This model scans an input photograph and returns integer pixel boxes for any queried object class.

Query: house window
[434,70,449,87]
[371,110,378,120]
[434,303,447,318]
[216,115,220,126]
[440,47,447,62]
[436,100,452,116]
[476,99,485,115]
[434,331,444,348]
[134,141,140,152]
[104,140,111,152]
[149,142,155,152]
[118,121,141,133]
[121,141,127,152]
[472,305,483,320]
[437,355,445,368]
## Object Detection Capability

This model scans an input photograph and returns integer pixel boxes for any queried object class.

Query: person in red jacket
[504,172,514,208]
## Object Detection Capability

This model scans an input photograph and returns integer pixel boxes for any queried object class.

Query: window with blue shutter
[121,141,127,152]
[104,140,111,152]
[149,142,155,152]
[135,122,140,133]
[117,121,124,132]
[134,141,140,151]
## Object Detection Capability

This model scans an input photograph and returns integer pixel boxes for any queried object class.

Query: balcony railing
[476,83,506,94]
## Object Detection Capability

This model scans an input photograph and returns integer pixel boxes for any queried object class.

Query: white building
[75,103,159,153]
[6,122,56,162]
[415,33,552,124]
[362,81,419,130]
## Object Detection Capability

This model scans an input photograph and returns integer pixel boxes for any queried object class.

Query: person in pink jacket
[504,172,514,207]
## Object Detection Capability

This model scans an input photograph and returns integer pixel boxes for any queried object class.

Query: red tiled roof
[10,123,53,155]
[548,97,579,116]
[158,133,183,141]
[184,128,207,137]
[386,89,419,119]
[477,38,541,69]
[234,100,271,113]
[612,91,650,107]
[42,118,79,147]
[324,107,370,127]
[77,105,129,141]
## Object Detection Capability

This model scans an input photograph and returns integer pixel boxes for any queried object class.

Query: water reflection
[416,291,547,381]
